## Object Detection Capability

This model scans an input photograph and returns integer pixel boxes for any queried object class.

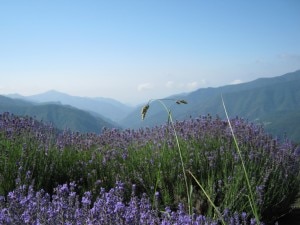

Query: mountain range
[120,70,300,143]
[1,69,300,142]
[0,95,116,133]
[7,90,133,123]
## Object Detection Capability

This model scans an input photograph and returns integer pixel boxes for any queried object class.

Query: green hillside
[259,111,300,143]
[120,70,300,143]
[0,95,115,133]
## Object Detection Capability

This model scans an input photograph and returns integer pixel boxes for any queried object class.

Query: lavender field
[0,111,299,224]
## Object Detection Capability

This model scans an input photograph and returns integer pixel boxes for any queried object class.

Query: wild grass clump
[0,111,299,224]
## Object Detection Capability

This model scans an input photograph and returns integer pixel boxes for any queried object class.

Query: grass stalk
[221,95,261,224]
[141,99,192,214]
[188,170,226,225]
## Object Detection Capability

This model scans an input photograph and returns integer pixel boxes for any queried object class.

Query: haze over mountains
[0,95,116,133]
[7,90,133,123]
[1,69,300,143]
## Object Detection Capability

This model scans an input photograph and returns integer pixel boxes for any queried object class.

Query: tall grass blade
[221,94,261,224]
[188,170,226,225]
[141,99,192,214]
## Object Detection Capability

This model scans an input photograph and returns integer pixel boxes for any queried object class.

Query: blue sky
[0,0,299,105]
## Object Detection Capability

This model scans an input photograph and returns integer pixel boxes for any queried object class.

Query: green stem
[188,171,226,225]
[146,99,191,214]
[221,95,260,224]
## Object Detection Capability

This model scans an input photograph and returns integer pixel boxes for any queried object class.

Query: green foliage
[0,113,299,224]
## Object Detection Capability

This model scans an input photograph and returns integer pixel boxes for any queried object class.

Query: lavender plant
[0,181,259,225]
[0,111,299,224]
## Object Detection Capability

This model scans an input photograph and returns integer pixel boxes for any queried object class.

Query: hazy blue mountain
[8,90,133,122]
[3,70,300,142]
[0,95,116,133]
[120,70,300,143]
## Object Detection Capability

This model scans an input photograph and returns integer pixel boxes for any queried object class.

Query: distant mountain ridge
[0,95,116,133]
[2,70,300,142]
[7,90,133,122]
[120,70,300,143]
